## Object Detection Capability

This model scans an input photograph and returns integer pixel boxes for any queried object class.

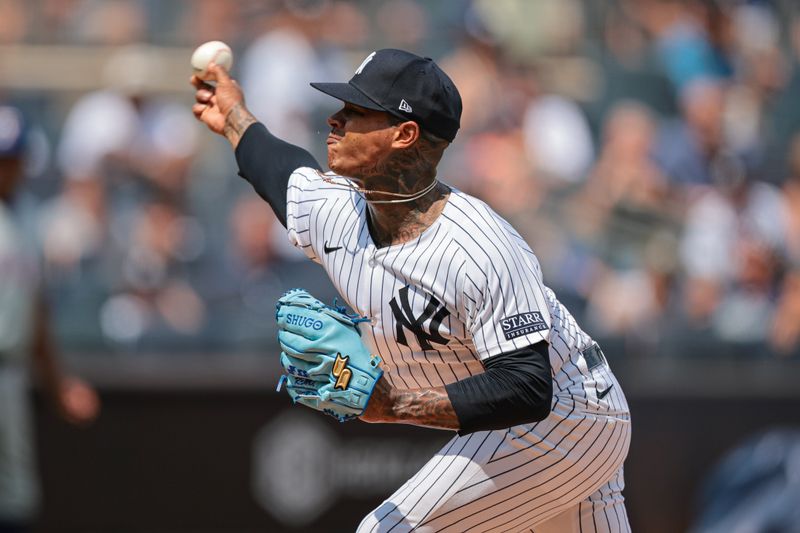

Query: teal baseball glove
[275,288,383,422]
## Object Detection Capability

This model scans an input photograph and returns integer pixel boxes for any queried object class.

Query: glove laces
[333,298,372,323]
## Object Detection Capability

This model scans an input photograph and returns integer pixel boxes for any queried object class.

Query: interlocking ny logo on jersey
[500,311,548,340]
[390,285,450,350]
[332,353,352,390]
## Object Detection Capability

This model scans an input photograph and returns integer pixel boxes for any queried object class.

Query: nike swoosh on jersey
[323,241,342,254]
[597,384,614,399]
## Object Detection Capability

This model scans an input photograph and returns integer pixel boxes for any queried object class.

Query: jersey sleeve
[460,229,551,360]
[285,170,359,265]
[285,168,329,264]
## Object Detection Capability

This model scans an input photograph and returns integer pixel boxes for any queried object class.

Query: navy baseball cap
[311,49,462,142]
[0,106,26,158]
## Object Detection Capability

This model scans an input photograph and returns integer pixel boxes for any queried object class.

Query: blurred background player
[0,105,99,533]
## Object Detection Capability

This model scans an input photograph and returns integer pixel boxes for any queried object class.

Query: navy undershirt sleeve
[234,122,322,228]
[445,341,553,435]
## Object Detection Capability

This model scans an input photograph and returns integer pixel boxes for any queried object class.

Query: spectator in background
[469,0,586,63]
[36,174,109,349]
[64,0,146,45]
[49,45,203,349]
[678,151,788,350]
[455,127,543,229]
[0,106,99,533]
[0,0,30,43]
[57,44,199,198]
[438,33,505,136]
[522,93,595,186]
[177,0,242,48]
[588,2,676,122]
[653,77,727,187]
[730,3,792,184]
[770,133,800,357]
[772,269,800,357]
[631,0,733,92]
[570,102,681,350]
[199,193,338,349]
[100,197,208,351]
[723,3,785,158]
[374,0,427,52]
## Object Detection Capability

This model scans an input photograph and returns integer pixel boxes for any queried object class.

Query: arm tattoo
[366,378,459,430]
[223,102,258,148]
[391,387,460,430]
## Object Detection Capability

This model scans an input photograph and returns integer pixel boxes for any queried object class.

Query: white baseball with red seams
[190,40,233,79]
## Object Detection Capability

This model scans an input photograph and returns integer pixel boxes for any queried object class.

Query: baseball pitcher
[192,48,631,532]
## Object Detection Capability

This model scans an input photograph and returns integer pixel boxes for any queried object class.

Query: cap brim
[310,82,385,111]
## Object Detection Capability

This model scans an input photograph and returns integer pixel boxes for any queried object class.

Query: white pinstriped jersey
[285,167,631,532]
[286,168,624,408]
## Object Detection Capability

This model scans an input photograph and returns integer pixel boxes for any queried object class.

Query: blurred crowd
[1,0,799,358]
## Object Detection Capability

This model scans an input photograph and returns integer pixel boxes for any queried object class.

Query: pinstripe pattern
[285,169,631,532]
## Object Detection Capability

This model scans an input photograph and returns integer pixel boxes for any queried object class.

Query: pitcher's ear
[391,120,420,149]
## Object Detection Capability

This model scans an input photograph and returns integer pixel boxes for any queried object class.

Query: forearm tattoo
[392,387,460,430]
[371,377,459,430]
[223,102,258,147]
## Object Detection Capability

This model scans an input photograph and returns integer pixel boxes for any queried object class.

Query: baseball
[190,40,233,79]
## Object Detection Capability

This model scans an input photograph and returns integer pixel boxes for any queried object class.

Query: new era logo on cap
[310,49,462,142]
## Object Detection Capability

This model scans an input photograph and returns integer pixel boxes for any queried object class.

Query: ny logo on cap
[354,51,376,75]
[398,99,413,113]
